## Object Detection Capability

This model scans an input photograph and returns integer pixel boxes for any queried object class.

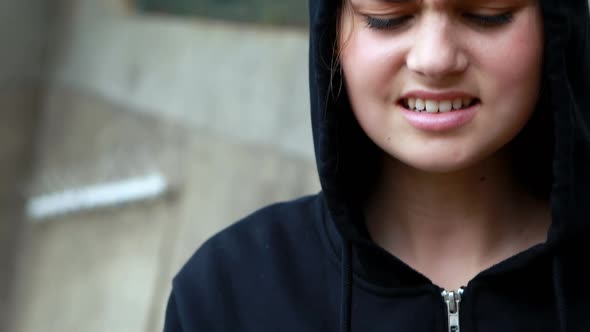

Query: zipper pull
[441,288,463,332]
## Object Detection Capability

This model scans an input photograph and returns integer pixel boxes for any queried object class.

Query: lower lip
[400,104,479,132]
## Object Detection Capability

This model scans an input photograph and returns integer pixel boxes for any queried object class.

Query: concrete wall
[0,0,50,330]
[0,0,49,82]
[0,88,42,332]
[11,1,318,332]
[51,1,313,160]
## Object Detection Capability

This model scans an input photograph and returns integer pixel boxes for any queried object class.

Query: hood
[310,0,590,251]
[309,0,590,331]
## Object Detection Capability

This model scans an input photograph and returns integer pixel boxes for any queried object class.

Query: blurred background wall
[0,0,50,330]
[4,0,318,331]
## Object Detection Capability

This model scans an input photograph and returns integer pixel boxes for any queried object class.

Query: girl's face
[339,0,543,172]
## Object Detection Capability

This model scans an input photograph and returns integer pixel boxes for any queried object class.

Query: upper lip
[399,90,478,101]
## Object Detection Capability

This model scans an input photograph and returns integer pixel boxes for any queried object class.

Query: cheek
[340,37,400,145]
[341,31,407,98]
[474,18,543,108]
[341,36,398,138]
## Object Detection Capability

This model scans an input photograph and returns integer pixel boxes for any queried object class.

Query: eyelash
[464,12,514,27]
[365,15,413,30]
[365,12,514,30]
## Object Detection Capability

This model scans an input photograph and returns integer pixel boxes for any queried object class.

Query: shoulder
[167,193,334,330]
[173,192,330,290]
[166,193,343,331]
[187,193,323,261]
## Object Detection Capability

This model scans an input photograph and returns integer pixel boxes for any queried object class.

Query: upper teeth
[405,98,473,112]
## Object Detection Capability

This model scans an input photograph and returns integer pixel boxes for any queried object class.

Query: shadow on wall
[0,0,51,330]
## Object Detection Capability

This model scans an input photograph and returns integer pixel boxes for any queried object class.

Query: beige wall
[11,1,318,332]
[50,1,312,160]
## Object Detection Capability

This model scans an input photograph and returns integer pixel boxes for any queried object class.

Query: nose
[406,15,468,78]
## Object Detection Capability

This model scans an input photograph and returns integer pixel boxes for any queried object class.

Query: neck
[366,151,550,290]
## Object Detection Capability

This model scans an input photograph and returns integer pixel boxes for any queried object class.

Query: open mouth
[400,97,481,113]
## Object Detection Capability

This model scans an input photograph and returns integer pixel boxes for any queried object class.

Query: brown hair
[330,0,353,99]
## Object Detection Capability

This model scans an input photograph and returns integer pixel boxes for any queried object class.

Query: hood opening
[310,0,590,330]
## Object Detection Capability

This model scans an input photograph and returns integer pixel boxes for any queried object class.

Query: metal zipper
[441,288,464,332]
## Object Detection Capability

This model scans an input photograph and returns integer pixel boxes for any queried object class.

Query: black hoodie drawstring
[340,240,353,332]
[552,255,567,332]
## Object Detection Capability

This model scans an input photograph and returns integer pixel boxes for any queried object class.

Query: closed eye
[463,12,514,28]
[365,12,513,31]
[365,15,413,30]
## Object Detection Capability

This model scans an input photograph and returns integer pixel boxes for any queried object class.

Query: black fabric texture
[164,0,590,331]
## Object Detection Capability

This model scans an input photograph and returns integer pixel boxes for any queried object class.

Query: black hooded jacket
[163,1,590,331]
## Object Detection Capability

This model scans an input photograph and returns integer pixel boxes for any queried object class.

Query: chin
[406,160,474,174]
[389,149,489,174]
[413,161,476,174]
